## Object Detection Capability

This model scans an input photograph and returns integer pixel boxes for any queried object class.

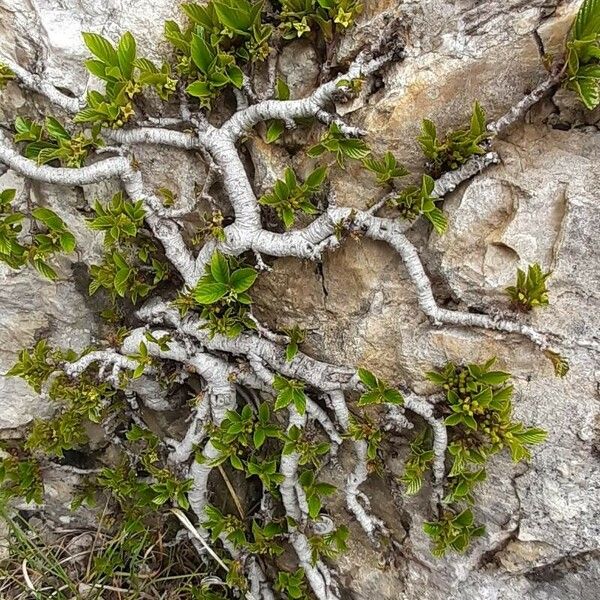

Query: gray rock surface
[0,1,598,599]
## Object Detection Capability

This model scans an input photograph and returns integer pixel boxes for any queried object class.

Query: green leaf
[305,166,328,189]
[190,33,214,73]
[214,0,254,34]
[31,207,65,231]
[453,509,474,527]
[478,371,511,385]
[59,232,77,253]
[230,268,257,293]
[383,388,404,404]
[575,0,600,40]
[82,32,118,66]
[292,388,306,415]
[253,428,266,449]
[444,413,463,427]
[275,76,290,100]
[45,117,69,141]
[117,32,137,79]
[572,75,600,109]
[32,259,58,280]
[470,101,486,137]
[186,80,212,98]
[210,251,230,284]
[358,367,377,389]
[266,120,285,143]
[227,65,243,89]
[193,282,229,304]
[286,341,298,362]
[515,427,547,445]
[307,495,321,519]
[357,389,381,406]
[114,268,131,297]
[340,138,371,160]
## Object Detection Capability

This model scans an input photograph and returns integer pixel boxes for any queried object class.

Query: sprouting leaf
[505,263,551,311]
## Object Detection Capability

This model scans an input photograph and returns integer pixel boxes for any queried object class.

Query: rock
[0,0,183,97]
[0,263,99,431]
[278,39,320,99]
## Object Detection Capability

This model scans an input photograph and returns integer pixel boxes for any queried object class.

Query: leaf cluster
[167,0,271,106]
[299,469,337,519]
[273,374,308,414]
[284,324,306,361]
[203,504,286,556]
[346,414,383,465]
[427,358,547,462]
[5,340,69,393]
[357,367,404,406]
[387,174,448,234]
[8,342,117,456]
[423,508,485,557]
[192,210,227,245]
[278,0,363,40]
[363,151,409,185]
[88,192,146,246]
[259,166,327,229]
[0,454,43,505]
[283,424,331,468]
[14,116,98,168]
[565,0,600,109]
[404,357,550,556]
[0,189,76,280]
[202,403,283,487]
[77,31,176,128]
[418,101,490,177]
[308,123,371,167]
[400,428,434,495]
[308,525,349,564]
[97,462,193,513]
[505,262,551,311]
[192,251,258,338]
[275,568,309,600]
[0,61,15,87]
[88,193,168,303]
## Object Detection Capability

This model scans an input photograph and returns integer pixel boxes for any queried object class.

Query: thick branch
[222,51,397,140]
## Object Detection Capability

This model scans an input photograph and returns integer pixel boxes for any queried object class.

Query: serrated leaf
[230,268,257,292]
[305,165,328,189]
[210,251,230,284]
[193,282,229,304]
[514,427,547,445]
[186,80,212,98]
[82,32,118,66]
[358,367,377,389]
[32,259,58,280]
[575,0,600,40]
[45,117,69,141]
[117,31,137,79]
[31,207,65,231]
